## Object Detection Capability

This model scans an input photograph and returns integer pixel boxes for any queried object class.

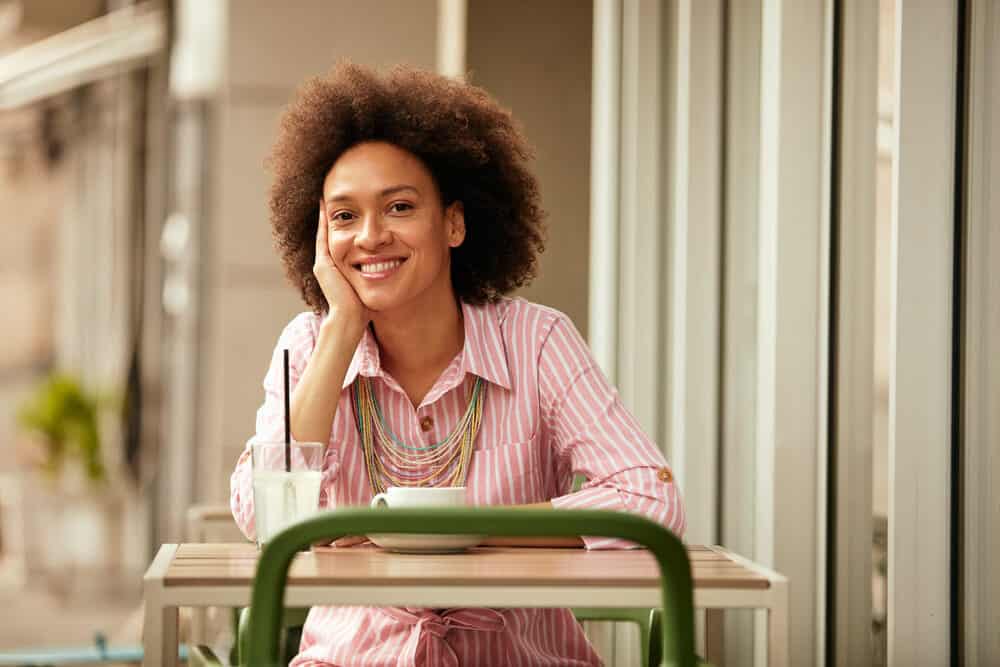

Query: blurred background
[0,1,996,666]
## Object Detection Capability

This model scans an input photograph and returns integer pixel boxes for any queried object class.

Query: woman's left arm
[537,314,687,549]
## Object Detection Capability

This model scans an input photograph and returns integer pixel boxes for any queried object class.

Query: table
[143,543,787,666]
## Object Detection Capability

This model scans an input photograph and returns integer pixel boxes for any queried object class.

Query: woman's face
[321,141,465,314]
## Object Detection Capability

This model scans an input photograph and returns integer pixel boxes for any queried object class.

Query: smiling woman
[267,62,545,313]
[321,142,464,319]
[230,62,685,667]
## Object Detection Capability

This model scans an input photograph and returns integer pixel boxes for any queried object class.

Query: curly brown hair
[266,62,546,314]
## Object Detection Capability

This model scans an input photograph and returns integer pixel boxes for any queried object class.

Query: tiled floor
[0,584,140,652]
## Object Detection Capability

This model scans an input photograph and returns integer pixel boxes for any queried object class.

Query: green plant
[16,373,109,485]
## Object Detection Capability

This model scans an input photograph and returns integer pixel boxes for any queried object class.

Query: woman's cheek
[328,234,349,262]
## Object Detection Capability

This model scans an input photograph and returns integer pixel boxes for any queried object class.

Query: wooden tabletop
[163,543,770,590]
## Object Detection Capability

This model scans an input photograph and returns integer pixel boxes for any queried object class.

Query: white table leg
[704,608,724,665]
[143,599,179,667]
[143,545,179,667]
[767,579,789,667]
[163,605,179,667]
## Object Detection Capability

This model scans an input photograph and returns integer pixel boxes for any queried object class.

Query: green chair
[573,607,662,667]
[233,507,698,667]
[192,475,671,666]
[238,606,308,667]
[191,510,698,667]
[191,607,307,667]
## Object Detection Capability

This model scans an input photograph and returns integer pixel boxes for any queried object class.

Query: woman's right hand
[289,202,369,446]
[314,199,370,341]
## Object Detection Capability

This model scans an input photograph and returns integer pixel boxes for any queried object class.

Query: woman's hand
[315,199,370,341]
[287,200,371,446]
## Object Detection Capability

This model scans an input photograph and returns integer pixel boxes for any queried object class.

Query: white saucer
[367,533,484,554]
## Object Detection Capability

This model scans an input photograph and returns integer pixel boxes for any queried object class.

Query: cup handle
[371,493,389,508]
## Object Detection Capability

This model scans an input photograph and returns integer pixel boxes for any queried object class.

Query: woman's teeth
[359,260,403,274]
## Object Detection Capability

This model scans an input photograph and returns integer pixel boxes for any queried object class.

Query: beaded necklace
[352,375,485,494]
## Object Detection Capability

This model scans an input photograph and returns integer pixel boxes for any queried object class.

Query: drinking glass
[251,441,324,548]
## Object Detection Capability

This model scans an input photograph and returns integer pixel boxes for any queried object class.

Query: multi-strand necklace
[352,375,486,494]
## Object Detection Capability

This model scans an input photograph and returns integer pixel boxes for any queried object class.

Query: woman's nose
[355,213,391,248]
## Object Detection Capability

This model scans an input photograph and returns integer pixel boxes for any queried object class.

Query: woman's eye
[388,202,413,214]
[331,211,355,224]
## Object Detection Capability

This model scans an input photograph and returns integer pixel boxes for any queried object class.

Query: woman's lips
[355,258,406,280]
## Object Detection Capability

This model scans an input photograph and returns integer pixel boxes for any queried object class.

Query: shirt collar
[339,300,512,391]
[457,300,512,391]
[340,324,381,389]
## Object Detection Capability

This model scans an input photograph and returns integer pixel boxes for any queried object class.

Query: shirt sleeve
[540,314,686,549]
[229,312,341,541]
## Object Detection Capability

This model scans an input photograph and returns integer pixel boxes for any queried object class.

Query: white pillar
[962,2,1000,663]
[887,2,958,665]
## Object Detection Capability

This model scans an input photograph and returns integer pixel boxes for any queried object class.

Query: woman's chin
[358,291,404,314]
[357,276,449,316]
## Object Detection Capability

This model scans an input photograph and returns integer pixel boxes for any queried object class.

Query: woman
[231,63,685,667]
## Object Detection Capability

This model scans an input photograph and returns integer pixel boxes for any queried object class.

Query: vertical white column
[963,2,1000,664]
[721,1,762,662]
[887,2,958,665]
[756,0,832,665]
[664,0,692,515]
[614,2,666,663]
[437,0,467,79]
[832,0,878,664]
[616,0,665,437]
[588,4,623,661]
[588,0,621,381]
[667,0,724,547]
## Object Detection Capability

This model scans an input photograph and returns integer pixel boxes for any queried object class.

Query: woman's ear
[446,202,466,248]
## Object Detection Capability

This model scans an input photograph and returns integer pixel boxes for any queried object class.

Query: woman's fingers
[315,199,331,265]
[312,197,369,337]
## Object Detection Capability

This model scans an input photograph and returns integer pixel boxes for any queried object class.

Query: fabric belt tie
[381,607,506,667]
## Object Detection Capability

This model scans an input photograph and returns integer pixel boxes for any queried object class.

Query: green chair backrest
[246,507,697,667]
[237,606,309,667]
[573,607,659,667]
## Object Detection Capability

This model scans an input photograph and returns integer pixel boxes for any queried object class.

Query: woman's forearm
[480,501,584,547]
[290,315,361,444]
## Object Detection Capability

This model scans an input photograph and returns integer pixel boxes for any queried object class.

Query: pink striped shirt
[231,297,685,666]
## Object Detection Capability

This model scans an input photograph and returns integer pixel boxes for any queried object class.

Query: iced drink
[251,441,324,547]
[252,470,323,544]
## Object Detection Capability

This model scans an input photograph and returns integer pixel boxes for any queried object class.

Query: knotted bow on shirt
[381,607,507,666]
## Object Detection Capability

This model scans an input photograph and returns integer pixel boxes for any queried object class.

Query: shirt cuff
[550,485,639,550]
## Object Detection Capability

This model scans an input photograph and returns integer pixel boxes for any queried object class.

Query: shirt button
[657,467,673,483]
[420,416,434,432]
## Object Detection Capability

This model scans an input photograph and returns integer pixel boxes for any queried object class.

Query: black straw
[283,349,291,473]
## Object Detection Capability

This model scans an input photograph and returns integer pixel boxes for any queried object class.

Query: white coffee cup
[370,486,466,509]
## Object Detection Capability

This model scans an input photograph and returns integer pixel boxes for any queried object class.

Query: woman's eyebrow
[378,184,420,198]
[326,184,419,205]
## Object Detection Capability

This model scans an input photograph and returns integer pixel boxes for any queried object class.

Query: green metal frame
[237,606,307,666]
[573,607,660,667]
[245,507,697,667]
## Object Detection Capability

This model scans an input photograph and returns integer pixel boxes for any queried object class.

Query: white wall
[466,0,592,337]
